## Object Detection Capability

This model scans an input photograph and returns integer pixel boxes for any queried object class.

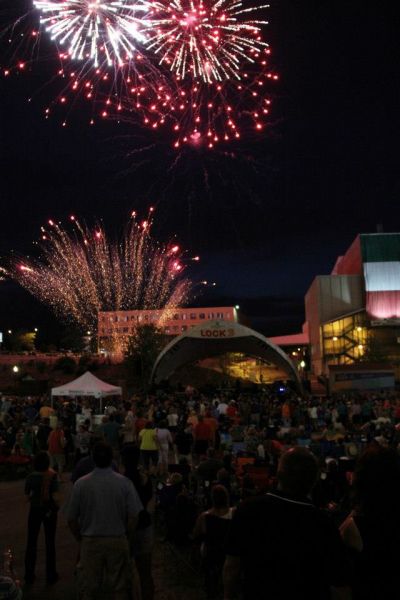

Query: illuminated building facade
[305,233,400,375]
[270,233,400,379]
[98,306,240,348]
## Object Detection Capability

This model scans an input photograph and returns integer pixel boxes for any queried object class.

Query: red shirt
[194,422,212,441]
[203,417,218,436]
[227,405,238,418]
[135,418,147,434]
[48,429,65,455]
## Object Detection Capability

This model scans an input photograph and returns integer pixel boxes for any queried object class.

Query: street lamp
[12,365,19,374]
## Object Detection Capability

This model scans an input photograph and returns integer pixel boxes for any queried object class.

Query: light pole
[12,365,19,393]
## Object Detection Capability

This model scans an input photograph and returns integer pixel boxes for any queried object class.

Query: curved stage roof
[151,320,302,391]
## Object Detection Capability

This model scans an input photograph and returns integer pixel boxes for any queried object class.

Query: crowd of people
[2,386,400,599]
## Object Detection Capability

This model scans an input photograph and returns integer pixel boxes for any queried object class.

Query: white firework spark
[34,0,149,67]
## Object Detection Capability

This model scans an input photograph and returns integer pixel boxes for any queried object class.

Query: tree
[60,327,85,353]
[124,325,167,391]
[4,330,35,352]
[53,356,76,374]
[358,332,387,363]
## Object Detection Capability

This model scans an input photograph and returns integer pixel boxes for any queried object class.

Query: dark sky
[1,0,400,336]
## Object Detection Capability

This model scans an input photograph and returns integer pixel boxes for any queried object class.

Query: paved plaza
[0,477,205,600]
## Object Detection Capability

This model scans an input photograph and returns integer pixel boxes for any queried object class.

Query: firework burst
[1,0,277,147]
[114,46,278,148]
[8,212,193,334]
[34,0,149,67]
[144,0,269,83]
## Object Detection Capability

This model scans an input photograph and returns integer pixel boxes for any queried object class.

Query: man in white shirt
[217,401,229,416]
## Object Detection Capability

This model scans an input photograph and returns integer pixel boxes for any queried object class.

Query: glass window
[182,313,187,320]
[199,313,205,320]
[190,313,197,320]
[173,314,180,320]
[208,313,215,319]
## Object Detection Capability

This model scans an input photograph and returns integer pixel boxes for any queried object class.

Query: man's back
[68,468,142,537]
[227,492,349,600]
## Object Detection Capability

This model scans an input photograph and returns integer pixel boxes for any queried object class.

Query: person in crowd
[70,436,118,483]
[22,424,39,457]
[99,414,121,456]
[24,451,60,585]
[66,442,143,600]
[167,407,179,433]
[47,421,66,481]
[156,421,173,475]
[121,412,136,445]
[122,444,155,600]
[174,425,194,463]
[216,400,229,417]
[135,412,148,437]
[187,410,199,429]
[193,416,213,458]
[197,448,224,484]
[39,402,55,420]
[340,445,400,599]
[223,447,352,600]
[36,418,52,451]
[74,424,91,465]
[194,485,235,599]
[139,422,159,472]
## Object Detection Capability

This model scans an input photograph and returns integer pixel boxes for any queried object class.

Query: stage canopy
[151,320,302,391]
[51,371,122,398]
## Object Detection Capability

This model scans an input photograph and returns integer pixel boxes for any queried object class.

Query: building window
[190,313,197,320]
[216,312,223,319]
[208,313,215,319]
[182,313,187,320]
[182,325,187,332]
[199,313,205,320]
[123,327,129,333]
[173,313,180,320]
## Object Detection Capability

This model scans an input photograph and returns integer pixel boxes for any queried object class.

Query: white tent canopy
[51,371,122,399]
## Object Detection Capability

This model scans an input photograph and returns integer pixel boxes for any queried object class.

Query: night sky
[1,0,400,337]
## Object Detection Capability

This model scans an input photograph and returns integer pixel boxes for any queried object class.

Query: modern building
[273,233,400,379]
[98,306,240,348]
